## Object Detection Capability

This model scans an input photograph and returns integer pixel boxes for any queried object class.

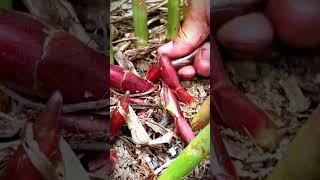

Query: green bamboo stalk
[266,105,320,180]
[132,0,149,48]
[110,43,114,64]
[159,124,210,180]
[110,29,114,64]
[191,96,210,131]
[0,0,12,10]
[182,1,188,21]
[166,0,181,40]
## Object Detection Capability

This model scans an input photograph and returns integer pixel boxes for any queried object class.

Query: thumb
[158,0,210,59]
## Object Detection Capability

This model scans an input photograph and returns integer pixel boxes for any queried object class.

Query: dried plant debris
[280,75,310,113]
[222,55,320,180]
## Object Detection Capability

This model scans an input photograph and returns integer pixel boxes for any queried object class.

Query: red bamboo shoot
[1,92,62,180]
[212,40,278,147]
[211,119,239,180]
[110,94,130,141]
[160,83,195,143]
[146,63,161,83]
[159,55,196,106]
[146,48,199,83]
[110,64,156,95]
[61,114,107,137]
[0,10,107,103]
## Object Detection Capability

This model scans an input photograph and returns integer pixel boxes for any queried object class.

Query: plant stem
[166,0,181,40]
[211,120,239,180]
[212,39,278,148]
[191,96,210,131]
[160,83,195,143]
[110,29,114,64]
[159,124,210,180]
[182,1,188,21]
[110,64,156,95]
[266,105,320,180]
[132,0,149,48]
[146,63,160,82]
[0,0,12,10]
[159,54,196,106]
[110,44,114,64]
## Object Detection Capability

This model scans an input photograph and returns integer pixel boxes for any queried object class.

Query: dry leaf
[23,123,62,180]
[119,104,173,146]
[60,138,90,180]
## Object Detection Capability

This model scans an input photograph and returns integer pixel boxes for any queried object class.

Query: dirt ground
[222,54,320,179]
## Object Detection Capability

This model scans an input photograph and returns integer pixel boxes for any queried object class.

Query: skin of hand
[158,0,210,59]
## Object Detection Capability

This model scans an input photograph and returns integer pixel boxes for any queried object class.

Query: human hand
[158,0,210,59]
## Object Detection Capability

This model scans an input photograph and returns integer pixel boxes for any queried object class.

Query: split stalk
[191,96,210,131]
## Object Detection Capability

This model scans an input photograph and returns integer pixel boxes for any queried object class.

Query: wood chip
[280,76,310,113]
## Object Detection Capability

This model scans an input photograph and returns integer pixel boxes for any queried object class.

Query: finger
[158,0,210,59]
[194,42,210,77]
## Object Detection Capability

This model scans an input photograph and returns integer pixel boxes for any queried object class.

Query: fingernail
[158,41,173,55]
